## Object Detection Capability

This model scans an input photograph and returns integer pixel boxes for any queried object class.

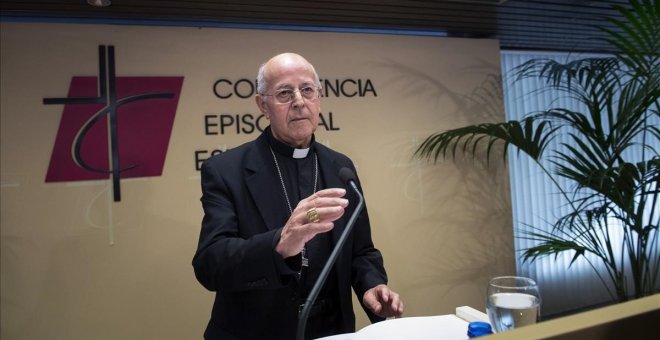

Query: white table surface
[316,314,471,340]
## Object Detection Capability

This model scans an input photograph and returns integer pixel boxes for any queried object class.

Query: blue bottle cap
[467,321,493,337]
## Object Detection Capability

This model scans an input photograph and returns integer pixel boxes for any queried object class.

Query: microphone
[296,167,365,340]
[339,167,358,190]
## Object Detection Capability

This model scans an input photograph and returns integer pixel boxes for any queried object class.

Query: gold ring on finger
[306,208,320,223]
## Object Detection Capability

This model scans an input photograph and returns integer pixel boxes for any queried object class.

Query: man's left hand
[363,284,404,318]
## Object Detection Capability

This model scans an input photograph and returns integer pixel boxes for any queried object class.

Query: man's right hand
[275,188,348,258]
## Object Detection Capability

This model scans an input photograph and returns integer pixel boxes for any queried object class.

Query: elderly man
[193,52,403,339]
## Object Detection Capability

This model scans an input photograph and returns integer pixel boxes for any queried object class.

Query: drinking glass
[486,276,540,333]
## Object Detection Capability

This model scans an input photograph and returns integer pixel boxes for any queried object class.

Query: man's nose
[291,90,305,108]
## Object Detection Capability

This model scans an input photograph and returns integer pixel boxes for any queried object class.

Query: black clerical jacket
[192,130,388,339]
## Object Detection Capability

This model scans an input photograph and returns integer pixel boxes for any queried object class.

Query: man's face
[256,54,321,148]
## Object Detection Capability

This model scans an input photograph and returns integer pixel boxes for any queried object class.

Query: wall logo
[44,45,184,201]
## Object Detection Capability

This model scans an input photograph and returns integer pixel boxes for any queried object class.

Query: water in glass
[487,292,539,332]
[486,276,540,333]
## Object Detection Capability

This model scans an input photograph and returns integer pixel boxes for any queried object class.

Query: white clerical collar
[292,148,310,159]
[265,126,315,159]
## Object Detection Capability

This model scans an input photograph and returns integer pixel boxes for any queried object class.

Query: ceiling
[0,0,630,53]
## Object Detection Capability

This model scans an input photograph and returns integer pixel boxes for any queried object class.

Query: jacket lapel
[245,133,291,231]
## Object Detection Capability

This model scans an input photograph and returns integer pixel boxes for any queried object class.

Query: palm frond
[603,0,660,75]
[415,117,560,163]
[520,234,587,267]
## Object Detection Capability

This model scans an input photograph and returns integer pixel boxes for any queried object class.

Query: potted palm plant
[415,0,658,302]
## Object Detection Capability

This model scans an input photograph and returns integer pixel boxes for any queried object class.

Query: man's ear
[255,95,269,118]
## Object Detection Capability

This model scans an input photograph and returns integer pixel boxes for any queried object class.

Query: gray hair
[256,62,268,95]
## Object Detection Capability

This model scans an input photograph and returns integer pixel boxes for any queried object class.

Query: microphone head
[339,167,357,185]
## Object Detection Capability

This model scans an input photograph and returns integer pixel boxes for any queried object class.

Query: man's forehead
[272,80,315,89]
[267,67,316,88]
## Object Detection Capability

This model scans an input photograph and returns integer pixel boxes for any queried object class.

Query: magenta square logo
[44,45,183,201]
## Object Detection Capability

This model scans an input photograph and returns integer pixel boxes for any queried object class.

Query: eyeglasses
[261,85,320,104]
